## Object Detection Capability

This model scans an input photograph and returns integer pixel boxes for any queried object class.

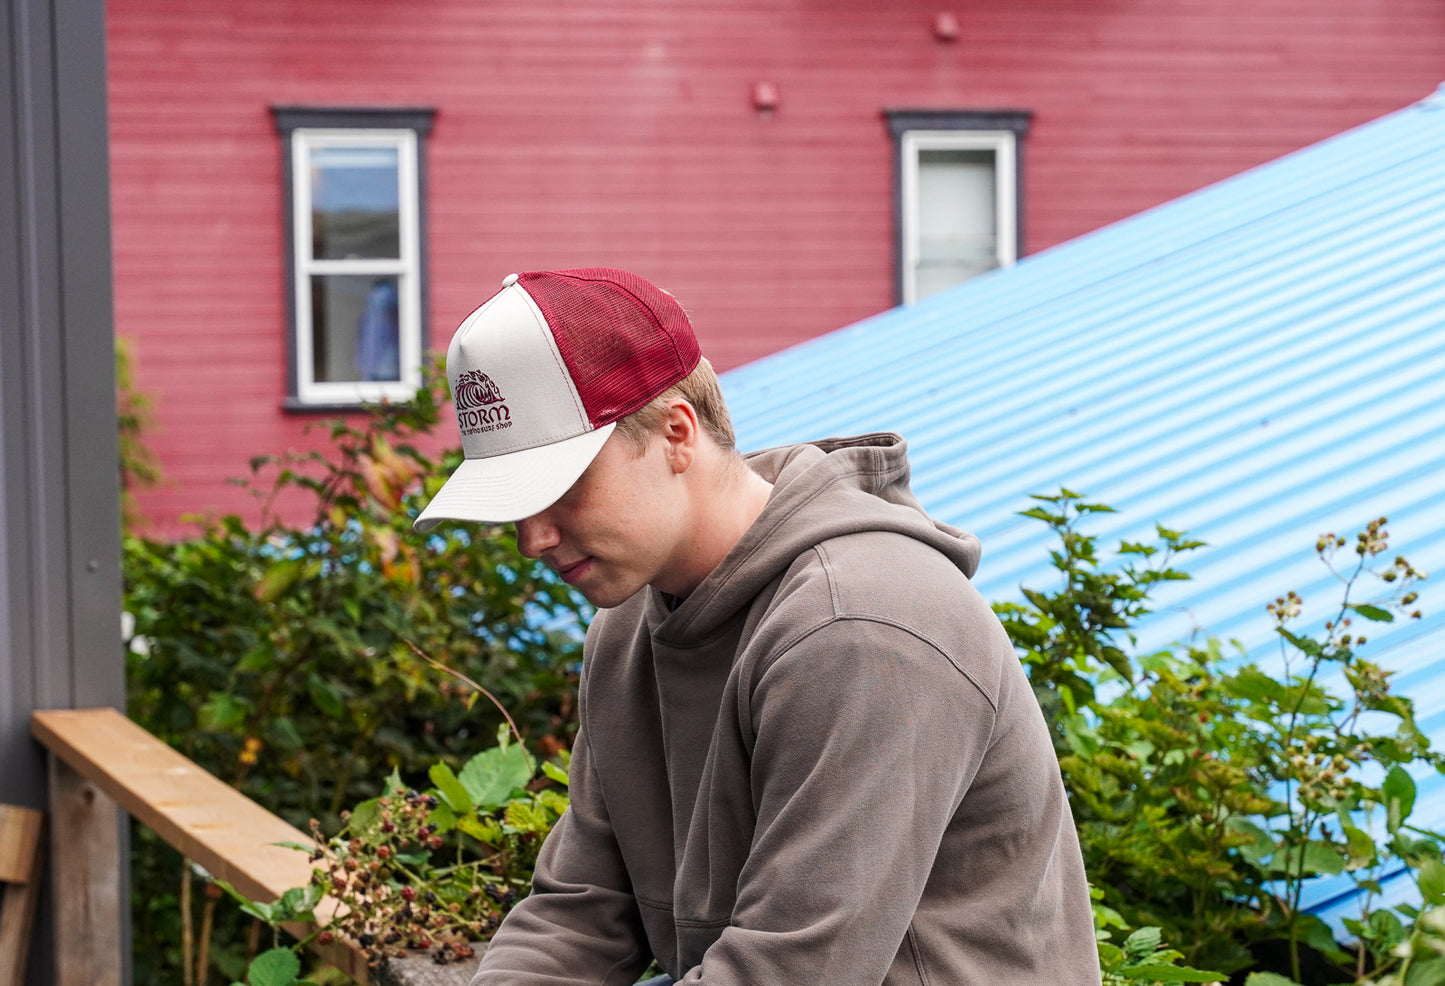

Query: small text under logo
[453,369,513,437]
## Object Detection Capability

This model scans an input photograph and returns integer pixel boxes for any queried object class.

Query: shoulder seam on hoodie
[760,612,998,712]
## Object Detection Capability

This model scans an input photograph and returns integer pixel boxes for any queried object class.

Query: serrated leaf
[1227,666,1287,705]
[277,882,323,921]
[429,762,473,814]
[1121,964,1227,982]
[503,799,553,834]
[457,814,501,845]
[1276,628,1324,658]
[1244,973,1305,986]
[246,947,300,986]
[1349,603,1395,623]
[1122,926,1162,960]
[1386,765,1418,833]
[458,743,534,810]
[1097,942,1124,966]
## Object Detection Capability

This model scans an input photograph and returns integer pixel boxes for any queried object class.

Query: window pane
[309,145,401,260]
[916,148,998,300]
[311,274,401,383]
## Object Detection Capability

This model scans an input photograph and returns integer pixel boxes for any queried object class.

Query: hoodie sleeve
[469,725,652,986]
[678,616,999,986]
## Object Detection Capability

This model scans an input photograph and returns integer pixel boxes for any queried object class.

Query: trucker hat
[413,268,702,531]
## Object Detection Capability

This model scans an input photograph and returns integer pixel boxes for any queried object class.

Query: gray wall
[2,0,125,980]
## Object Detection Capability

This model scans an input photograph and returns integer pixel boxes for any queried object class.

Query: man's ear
[659,399,699,474]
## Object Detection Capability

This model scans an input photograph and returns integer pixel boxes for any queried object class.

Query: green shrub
[1000,492,1434,985]
[124,366,586,984]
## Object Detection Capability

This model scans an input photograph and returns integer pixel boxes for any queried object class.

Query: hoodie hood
[654,433,981,644]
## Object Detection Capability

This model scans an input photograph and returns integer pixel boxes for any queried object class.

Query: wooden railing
[30,707,371,985]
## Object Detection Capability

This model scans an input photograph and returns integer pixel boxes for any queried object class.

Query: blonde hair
[614,357,738,455]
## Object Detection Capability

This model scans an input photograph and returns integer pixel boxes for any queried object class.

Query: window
[273,107,434,408]
[886,110,1031,305]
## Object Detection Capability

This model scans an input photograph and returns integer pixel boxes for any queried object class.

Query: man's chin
[573,578,647,610]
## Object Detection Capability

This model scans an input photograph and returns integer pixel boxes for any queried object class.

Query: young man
[414,268,1100,985]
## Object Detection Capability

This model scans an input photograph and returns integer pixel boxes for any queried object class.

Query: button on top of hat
[502,273,519,287]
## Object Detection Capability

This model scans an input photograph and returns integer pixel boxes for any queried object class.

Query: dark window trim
[883,109,1032,306]
[271,105,436,411]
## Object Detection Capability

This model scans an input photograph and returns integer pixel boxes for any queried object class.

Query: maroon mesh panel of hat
[518,268,702,427]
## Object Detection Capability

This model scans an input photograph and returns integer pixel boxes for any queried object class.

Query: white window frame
[289,128,423,406]
[899,130,1018,305]
[886,109,1031,306]
[273,105,434,411]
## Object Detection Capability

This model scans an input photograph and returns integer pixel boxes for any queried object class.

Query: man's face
[513,430,688,609]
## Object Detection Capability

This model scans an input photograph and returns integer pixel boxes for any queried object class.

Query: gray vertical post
[0,0,126,982]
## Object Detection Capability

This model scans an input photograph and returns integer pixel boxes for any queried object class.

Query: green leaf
[426,801,457,834]
[347,797,380,837]
[1349,602,1395,623]
[1279,841,1347,877]
[1296,913,1349,963]
[1420,858,1445,906]
[503,799,553,834]
[1244,973,1305,986]
[276,883,323,921]
[542,758,571,787]
[457,814,502,845]
[198,693,249,732]
[255,559,306,604]
[1121,964,1228,982]
[1226,817,1276,865]
[1386,765,1418,833]
[246,947,301,986]
[1276,627,1324,658]
[210,878,275,924]
[458,743,534,810]
[1226,666,1287,705]
[428,762,473,814]
[1405,956,1445,986]
[1340,822,1378,870]
[305,674,345,719]
[1122,926,1162,961]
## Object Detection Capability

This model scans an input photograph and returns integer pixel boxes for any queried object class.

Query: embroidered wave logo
[453,369,512,436]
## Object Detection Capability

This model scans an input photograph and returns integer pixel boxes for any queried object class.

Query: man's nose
[514,512,560,559]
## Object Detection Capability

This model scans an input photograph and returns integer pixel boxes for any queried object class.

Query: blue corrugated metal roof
[721,84,1445,931]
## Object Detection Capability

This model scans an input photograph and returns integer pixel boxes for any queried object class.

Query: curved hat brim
[412,422,616,531]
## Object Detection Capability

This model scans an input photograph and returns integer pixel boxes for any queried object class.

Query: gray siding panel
[1,0,124,981]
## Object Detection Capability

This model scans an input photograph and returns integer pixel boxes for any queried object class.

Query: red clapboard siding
[105,0,1445,533]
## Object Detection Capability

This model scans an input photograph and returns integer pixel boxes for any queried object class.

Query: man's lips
[553,557,592,583]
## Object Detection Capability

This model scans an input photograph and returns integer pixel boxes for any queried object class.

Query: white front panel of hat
[447,286,592,459]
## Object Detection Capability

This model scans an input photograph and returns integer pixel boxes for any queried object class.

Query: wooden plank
[0,805,41,883]
[0,804,45,986]
[48,757,124,986]
[31,707,369,982]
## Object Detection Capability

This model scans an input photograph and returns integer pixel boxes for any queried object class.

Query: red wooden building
[107,0,1445,533]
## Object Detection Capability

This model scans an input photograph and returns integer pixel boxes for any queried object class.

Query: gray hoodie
[473,434,1099,986]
